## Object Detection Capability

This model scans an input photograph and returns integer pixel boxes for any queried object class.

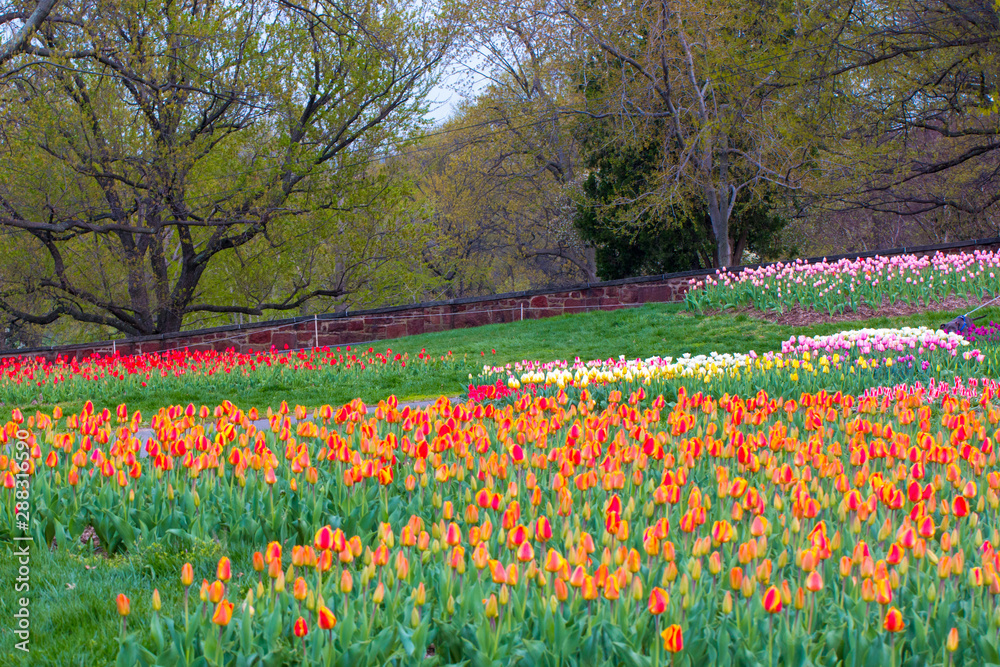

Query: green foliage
[0,0,449,337]
[574,131,791,278]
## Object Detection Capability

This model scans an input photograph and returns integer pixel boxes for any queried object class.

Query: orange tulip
[340,569,353,594]
[555,578,569,602]
[116,593,130,617]
[953,496,970,517]
[730,567,744,591]
[293,616,309,638]
[217,557,231,582]
[648,587,668,614]
[883,606,904,632]
[373,544,390,567]
[181,562,194,587]
[252,552,265,573]
[805,571,823,592]
[603,575,620,600]
[446,522,462,547]
[535,517,553,542]
[212,600,234,626]
[661,624,683,653]
[544,548,564,573]
[293,576,308,601]
[208,580,225,604]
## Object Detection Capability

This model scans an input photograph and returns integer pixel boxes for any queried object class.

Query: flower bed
[684,250,1000,315]
[4,377,1000,664]
[0,346,457,406]
[481,327,984,399]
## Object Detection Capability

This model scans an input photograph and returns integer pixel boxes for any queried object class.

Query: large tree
[0,0,449,336]
[574,128,790,277]
[557,0,805,266]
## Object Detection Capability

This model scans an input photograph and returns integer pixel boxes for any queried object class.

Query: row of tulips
[0,345,463,406]
[5,379,1000,664]
[683,249,1000,315]
[480,327,984,401]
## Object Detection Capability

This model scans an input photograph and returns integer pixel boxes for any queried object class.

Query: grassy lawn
[16,301,1000,417]
[0,537,261,666]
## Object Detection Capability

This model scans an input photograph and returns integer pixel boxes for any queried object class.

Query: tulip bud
[631,577,644,602]
[340,570,353,594]
[947,627,958,652]
[794,586,805,610]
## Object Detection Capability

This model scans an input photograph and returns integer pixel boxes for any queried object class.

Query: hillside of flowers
[684,250,1000,315]
[3,318,1000,665]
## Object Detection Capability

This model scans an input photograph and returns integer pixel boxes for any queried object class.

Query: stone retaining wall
[6,236,1000,361]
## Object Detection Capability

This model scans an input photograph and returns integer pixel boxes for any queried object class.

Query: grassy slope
[33,301,1000,417]
[3,302,999,665]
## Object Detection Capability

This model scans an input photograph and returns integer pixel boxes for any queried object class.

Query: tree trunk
[731,226,749,266]
[706,187,731,267]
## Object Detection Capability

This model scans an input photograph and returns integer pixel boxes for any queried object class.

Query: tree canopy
[0,0,449,335]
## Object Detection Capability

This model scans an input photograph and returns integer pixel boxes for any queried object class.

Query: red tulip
[953,496,969,517]
[763,585,783,613]
[314,526,335,551]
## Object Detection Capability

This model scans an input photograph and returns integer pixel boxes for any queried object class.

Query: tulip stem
[768,615,774,667]
[654,616,660,667]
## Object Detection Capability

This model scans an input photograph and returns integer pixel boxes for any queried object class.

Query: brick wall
[5,236,1000,361]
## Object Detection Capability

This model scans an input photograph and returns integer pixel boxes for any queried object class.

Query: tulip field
[3,291,1000,665]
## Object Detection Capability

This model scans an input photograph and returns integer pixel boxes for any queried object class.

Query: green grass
[16,302,1000,417]
[0,536,269,667]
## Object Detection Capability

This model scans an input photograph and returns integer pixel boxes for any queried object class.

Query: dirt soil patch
[697,293,999,327]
